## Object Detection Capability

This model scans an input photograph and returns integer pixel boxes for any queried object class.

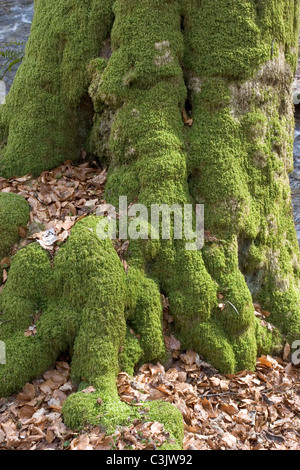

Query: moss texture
[0,216,183,448]
[0,0,300,443]
[0,192,30,259]
[183,0,300,346]
[88,0,295,373]
[0,0,114,177]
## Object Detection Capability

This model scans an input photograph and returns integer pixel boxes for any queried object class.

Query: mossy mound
[0,216,183,448]
[0,0,114,178]
[87,0,293,372]
[0,192,30,259]
[0,0,299,442]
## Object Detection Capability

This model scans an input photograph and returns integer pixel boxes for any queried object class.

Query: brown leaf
[51,373,67,387]
[257,355,275,369]
[20,383,36,401]
[234,410,252,424]
[18,226,28,238]
[55,361,70,373]
[283,343,291,361]
[39,379,57,395]
[81,385,96,394]
[94,436,115,450]
[46,428,56,444]
[19,405,36,420]
[220,403,239,416]
[89,171,107,187]
[1,257,10,268]
[221,432,237,448]
[1,419,19,446]
[165,334,181,351]
[71,434,90,450]
[182,108,193,126]
[180,350,199,366]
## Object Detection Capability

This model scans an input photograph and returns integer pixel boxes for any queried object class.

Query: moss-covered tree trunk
[0,0,300,448]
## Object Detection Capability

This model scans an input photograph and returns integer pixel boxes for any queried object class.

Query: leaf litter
[0,160,108,256]
[1,302,300,450]
[1,162,300,450]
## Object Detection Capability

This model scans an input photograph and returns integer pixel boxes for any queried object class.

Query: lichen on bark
[0,0,299,446]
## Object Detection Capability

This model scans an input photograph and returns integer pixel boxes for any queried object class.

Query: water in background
[0,0,34,93]
[1,0,300,243]
[291,112,300,244]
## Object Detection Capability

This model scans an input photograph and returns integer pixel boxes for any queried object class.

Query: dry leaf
[1,257,10,268]
[220,403,239,416]
[19,405,36,420]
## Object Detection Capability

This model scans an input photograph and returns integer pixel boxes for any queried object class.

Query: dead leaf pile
[114,298,300,450]
[0,358,175,451]
[0,361,75,450]
[1,333,300,450]
[0,160,107,254]
[116,341,300,450]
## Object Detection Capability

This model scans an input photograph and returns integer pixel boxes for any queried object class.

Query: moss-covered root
[0,192,30,259]
[88,0,281,373]
[62,389,183,449]
[0,0,114,178]
[183,0,300,346]
[0,216,183,447]
[0,243,58,395]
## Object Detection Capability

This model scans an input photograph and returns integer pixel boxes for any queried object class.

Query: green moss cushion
[0,192,30,259]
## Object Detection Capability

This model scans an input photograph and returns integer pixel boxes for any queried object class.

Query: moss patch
[0,0,299,442]
[0,192,30,259]
[0,0,114,177]
[0,216,183,448]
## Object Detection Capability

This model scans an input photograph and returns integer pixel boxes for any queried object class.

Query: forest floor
[0,340,300,450]
[0,160,300,451]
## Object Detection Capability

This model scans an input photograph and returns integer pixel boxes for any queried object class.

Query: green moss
[126,267,166,364]
[62,379,141,433]
[0,216,184,448]
[0,217,126,395]
[181,0,300,359]
[0,0,300,441]
[0,0,114,178]
[84,0,299,374]
[0,192,30,259]
[118,327,143,376]
[142,400,184,450]
[182,0,299,79]
[255,317,282,357]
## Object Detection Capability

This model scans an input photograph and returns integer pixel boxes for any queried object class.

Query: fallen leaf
[19,405,36,420]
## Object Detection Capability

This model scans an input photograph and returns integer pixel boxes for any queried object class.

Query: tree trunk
[0,0,299,447]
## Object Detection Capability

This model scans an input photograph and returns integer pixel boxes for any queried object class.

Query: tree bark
[0,0,299,447]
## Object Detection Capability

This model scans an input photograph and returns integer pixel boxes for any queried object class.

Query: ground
[0,160,300,450]
[1,343,300,450]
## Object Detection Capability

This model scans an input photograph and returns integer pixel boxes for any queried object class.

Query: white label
[0,341,6,364]
[0,81,6,104]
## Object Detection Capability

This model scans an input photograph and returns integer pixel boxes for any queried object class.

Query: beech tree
[0,0,300,448]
